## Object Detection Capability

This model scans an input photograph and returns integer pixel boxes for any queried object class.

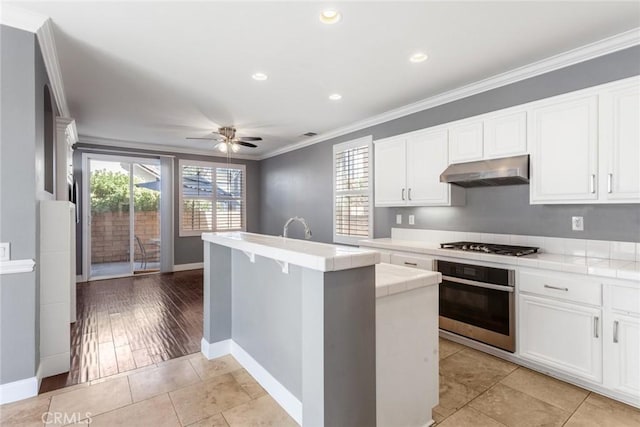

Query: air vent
[302,132,318,137]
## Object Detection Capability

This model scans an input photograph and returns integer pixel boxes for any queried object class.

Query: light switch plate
[408,215,415,225]
[0,242,9,261]
[396,214,402,225]
[572,216,584,231]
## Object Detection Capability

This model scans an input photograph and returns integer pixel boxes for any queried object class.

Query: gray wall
[73,146,261,273]
[0,25,53,385]
[259,46,640,243]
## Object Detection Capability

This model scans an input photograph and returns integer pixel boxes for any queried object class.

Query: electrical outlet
[572,216,584,231]
[408,215,415,225]
[0,242,9,261]
[396,214,402,225]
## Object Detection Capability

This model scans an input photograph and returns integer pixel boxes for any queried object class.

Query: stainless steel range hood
[440,155,529,188]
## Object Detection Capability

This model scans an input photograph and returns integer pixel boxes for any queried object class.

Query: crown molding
[37,20,70,117]
[0,4,48,33]
[56,117,78,143]
[78,135,261,161]
[258,27,640,160]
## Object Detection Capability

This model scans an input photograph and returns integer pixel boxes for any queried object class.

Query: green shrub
[90,170,159,213]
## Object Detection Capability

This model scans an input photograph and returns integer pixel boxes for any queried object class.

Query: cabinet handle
[408,188,412,200]
[544,284,568,291]
[403,262,418,267]
[401,188,405,201]
[607,173,613,194]
[594,316,599,339]
[613,320,619,343]
[590,174,596,194]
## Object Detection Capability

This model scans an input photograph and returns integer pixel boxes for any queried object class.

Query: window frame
[332,136,374,245]
[178,159,247,237]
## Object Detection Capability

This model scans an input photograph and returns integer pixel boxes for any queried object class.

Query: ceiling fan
[186,126,262,153]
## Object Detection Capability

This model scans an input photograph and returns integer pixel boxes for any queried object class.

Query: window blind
[334,142,371,240]
[179,162,245,235]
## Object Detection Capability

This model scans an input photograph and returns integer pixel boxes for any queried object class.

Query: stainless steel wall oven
[436,260,516,352]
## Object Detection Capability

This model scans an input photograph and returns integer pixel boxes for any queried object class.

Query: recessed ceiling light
[319,9,341,24]
[252,72,268,81]
[409,52,428,63]
[329,93,342,101]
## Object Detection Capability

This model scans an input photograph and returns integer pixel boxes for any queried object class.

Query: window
[333,136,373,244]
[179,160,246,236]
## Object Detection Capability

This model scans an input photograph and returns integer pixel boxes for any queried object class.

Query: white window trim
[332,135,374,245]
[178,159,247,237]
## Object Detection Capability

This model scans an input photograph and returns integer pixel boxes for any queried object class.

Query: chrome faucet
[283,216,312,239]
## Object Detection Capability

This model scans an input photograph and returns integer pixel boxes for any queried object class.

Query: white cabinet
[389,252,434,270]
[374,129,463,207]
[529,94,599,203]
[449,121,483,163]
[40,201,76,377]
[605,313,640,401]
[599,80,640,202]
[484,111,527,158]
[603,283,640,405]
[374,136,406,206]
[519,294,602,383]
[530,76,640,204]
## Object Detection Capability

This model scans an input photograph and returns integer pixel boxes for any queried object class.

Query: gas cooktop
[440,241,539,257]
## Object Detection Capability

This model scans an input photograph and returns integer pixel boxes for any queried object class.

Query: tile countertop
[202,232,380,272]
[360,238,640,282]
[375,263,441,298]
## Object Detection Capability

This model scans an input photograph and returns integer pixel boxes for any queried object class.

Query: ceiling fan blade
[186,137,222,141]
[235,141,258,148]
[238,136,262,142]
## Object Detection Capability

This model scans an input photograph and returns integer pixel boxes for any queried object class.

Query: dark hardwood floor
[39,270,203,393]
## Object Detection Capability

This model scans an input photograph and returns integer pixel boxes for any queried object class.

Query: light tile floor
[434,338,640,427]
[2,338,639,426]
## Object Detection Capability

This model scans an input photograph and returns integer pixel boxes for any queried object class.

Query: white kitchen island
[202,232,380,427]
[202,232,442,427]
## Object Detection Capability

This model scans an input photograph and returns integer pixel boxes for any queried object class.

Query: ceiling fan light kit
[187,126,262,153]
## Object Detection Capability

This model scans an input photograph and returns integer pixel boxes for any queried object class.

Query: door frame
[81,152,161,281]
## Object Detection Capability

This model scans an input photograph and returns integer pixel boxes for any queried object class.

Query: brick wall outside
[91,211,160,263]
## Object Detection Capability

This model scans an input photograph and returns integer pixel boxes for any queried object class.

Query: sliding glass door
[87,155,161,280]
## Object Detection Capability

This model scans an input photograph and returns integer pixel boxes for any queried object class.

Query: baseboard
[39,353,71,379]
[173,262,204,272]
[230,342,303,425]
[200,338,303,425]
[0,376,38,404]
[200,338,231,359]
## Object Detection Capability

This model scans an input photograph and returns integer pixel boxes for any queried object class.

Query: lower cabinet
[519,294,602,383]
[604,313,640,401]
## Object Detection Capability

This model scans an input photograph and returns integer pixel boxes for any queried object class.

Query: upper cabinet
[449,109,528,164]
[449,121,484,163]
[484,111,527,158]
[374,129,464,207]
[530,76,640,204]
[529,94,599,203]
[599,79,640,202]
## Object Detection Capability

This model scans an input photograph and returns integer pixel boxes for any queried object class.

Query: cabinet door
[529,95,599,203]
[374,137,406,206]
[519,294,602,382]
[406,129,450,205]
[484,111,527,158]
[449,121,483,163]
[600,80,640,202]
[605,313,640,401]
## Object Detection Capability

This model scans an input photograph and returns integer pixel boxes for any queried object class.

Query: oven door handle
[441,275,515,293]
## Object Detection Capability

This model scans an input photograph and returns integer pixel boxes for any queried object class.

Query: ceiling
[5,1,640,158]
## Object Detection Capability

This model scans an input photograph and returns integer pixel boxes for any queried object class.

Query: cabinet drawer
[519,270,601,306]
[609,284,640,315]
[390,253,434,270]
